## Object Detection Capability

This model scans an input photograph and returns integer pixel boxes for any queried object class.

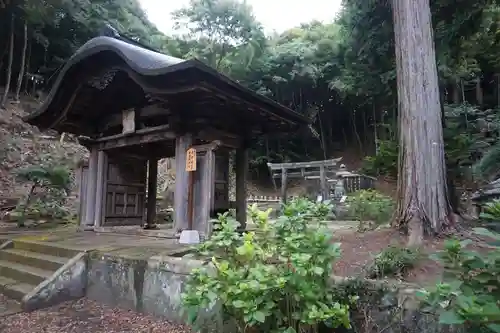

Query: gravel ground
[0,298,192,333]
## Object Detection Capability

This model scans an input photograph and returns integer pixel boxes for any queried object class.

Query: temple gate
[24,36,308,238]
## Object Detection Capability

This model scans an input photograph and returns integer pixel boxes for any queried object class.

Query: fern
[473,142,500,180]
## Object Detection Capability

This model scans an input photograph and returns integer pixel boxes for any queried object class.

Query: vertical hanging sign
[186,148,197,172]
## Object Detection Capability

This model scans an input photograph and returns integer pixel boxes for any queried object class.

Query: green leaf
[232,300,246,308]
[438,310,464,325]
[187,309,198,324]
[313,266,325,275]
[473,228,500,241]
[253,310,266,323]
[487,324,500,333]
[207,291,217,302]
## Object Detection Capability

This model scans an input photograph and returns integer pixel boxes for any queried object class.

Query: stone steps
[0,249,67,271]
[0,239,76,303]
[0,275,33,300]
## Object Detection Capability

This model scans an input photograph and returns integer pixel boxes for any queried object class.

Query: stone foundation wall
[84,253,457,333]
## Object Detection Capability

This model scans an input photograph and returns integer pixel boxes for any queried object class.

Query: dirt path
[0,298,191,333]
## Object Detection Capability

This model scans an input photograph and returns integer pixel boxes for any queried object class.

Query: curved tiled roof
[24,36,309,135]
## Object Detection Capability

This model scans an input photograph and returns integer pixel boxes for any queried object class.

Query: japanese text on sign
[186,148,197,171]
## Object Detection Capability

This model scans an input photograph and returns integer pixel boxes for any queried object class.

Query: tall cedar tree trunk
[15,21,28,101]
[1,13,15,109]
[392,0,451,245]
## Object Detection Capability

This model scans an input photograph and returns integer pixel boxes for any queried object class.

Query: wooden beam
[192,140,221,152]
[98,104,170,131]
[83,148,98,229]
[198,82,296,126]
[197,128,242,148]
[145,158,158,228]
[79,125,176,150]
[174,134,193,232]
[280,168,288,205]
[319,165,328,200]
[93,150,107,228]
[267,158,343,171]
[122,108,136,134]
[271,170,340,179]
[236,148,249,230]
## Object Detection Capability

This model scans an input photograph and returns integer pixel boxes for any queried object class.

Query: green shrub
[419,229,500,332]
[182,198,354,333]
[360,139,398,178]
[479,200,500,232]
[15,165,72,226]
[367,245,420,279]
[345,190,395,230]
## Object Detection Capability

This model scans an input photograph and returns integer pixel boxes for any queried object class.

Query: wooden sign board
[186,148,197,171]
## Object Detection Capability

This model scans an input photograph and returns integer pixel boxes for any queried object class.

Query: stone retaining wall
[83,253,457,333]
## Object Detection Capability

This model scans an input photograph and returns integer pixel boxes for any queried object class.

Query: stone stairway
[0,239,78,302]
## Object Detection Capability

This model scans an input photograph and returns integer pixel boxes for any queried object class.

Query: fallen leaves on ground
[0,298,192,333]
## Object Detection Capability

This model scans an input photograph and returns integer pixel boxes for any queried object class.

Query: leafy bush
[345,190,395,230]
[367,245,420,279]
[15,165,72,226]
[419,228,500,332]
[479,200,500,232]
[182,198,354,333]
[360,139,398,178]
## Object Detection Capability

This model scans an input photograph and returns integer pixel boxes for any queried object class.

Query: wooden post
[280,168,288,205]
[93,150,107,228]
[187,171,195,230]
[122,108,135,134]
[186,146,197,231]
[235,148,248,230]
[83,147,98,229]
[319,165,327,200]
[145,157,158,229]
[174,134,192,231]
[77,164,87,226]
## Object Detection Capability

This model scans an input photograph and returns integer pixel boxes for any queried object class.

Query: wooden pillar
[214,151,230,214]
[280,168,288,205]
[93,150,107,228]
[194,149,216,237]
[235,148,248,230]
[83,147,98,229]
[319,165,328,200]
[145,158,158,228]
[174,134,192,231]
[77,164,87,226]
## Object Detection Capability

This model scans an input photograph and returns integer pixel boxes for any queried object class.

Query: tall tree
[1,11,14,109]
[172,0,264,72]
[15,20,28,102]
[392,0,452,245]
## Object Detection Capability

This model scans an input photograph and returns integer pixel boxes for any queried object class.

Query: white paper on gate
[317,195,323,202]
[340,196,347,203]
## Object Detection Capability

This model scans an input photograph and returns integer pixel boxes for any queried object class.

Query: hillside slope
[0,99,87,204]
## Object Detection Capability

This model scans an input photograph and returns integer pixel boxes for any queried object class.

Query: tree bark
[475,77,483,106]
[15,21,28,102]
[392,0,451,245]
[24,38,32,94]
[452,83,460,104]
[1,13,15,109]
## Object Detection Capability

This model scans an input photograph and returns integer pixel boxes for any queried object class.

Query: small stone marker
[179,229,200,244]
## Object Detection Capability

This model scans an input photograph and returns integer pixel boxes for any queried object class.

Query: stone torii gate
[24,36,308,238]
